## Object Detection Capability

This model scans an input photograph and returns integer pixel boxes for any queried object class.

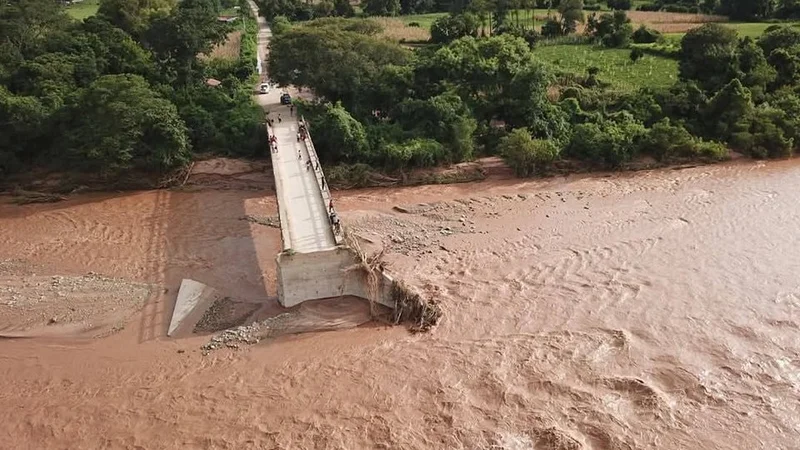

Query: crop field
[533,44,679,91]
[400,10,727,33]
[375,17,431,42]
[206,31,243,60]
[65,0,99,20]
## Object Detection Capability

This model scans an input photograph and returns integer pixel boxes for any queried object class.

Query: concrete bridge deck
[248,0,391,309]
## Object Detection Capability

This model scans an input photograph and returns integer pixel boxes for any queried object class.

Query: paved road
[248,0,337,253]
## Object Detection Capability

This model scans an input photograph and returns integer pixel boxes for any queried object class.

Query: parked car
[280,93,291,105]
[259,83,270,94]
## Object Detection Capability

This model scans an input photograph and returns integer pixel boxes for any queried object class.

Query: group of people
[269,134,278,153]
[296,122,308,142]
[328,199,341,234]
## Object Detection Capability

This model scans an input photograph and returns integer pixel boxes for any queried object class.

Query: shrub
[541,19,564,38]
[630,47,645,62]
[632,25,661,44]
[607,0,632,10]
[408,22,420,27]
[565,116,646,167]
[637,3,660,11]
[379,138,445,170]
[730,107,794,159]
[430,13,479,44]
[270,15,292,35]
[499,128,559,177]
[640,119,726,161]
[588,11,633,48]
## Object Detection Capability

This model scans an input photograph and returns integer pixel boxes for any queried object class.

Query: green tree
[379,138,445,169]
[588,10,633,48]
[640,118,727,161]
[499,128,558,176]
[395,90,477,162]
[679,23,740,93]
[558,0,584,34]
[333,0,356,16]
[268,27,410,111]
[0,0,70,57]
[430,13,480,44]
[362,0,401,16]
[701,78,754,140]
[0,86,49,174]
[65,74,190,175]
[270,15,292,35]
[307,102,370,162]
[144,0,227,86]
[98,0,176,37]
[606,0,631,9]
[565,115,646,167]
[736,37,775,100]
[719,0,775,20]
[759,26,800,55]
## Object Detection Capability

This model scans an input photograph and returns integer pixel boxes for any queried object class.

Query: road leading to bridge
[248,0,337,254]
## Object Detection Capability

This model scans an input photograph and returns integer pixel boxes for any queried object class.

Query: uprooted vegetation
[344,228,442,331]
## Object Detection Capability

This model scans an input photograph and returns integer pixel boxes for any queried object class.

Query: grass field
[65,0,100,20]
[534,44,679,91]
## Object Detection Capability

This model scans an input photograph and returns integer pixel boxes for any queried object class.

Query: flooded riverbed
[1,160,798,449]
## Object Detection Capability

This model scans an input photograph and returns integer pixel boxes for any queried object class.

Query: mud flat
[0,159,799,449]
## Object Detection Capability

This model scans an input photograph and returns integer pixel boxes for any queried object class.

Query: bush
[430,13,479,44]
[541,19,564,38]
[588,11,633,48]
[630,47,644,62]
[379,138,445,170]
[637,3,660,11]
[565,116,646,167]
[730,107,794,159]
[408,22,420,27]
[640,119,726,161]
[607,0,632,10]
[499,128,559,176]
[65,74,190,175]
[333,0,355,17]
[270,15,292,35]
[632,25,661,44]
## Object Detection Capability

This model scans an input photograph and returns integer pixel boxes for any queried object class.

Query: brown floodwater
[1,160,799,449]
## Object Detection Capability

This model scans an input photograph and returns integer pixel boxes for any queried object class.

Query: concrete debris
[239,214,280,228]
[200,313,293,355]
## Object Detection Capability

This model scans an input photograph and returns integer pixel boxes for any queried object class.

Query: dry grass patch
[627,10,727,34]
[375,17,430,42]
[205,31,243,60]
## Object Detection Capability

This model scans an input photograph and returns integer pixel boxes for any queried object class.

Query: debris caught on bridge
[344,228,442,331]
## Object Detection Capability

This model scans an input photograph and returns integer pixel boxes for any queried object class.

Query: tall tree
[679,23,740,93]
[558,0,584,34]
[144,0,227,86]
[65,74,190,174]
[0,0,69,58]
[97,0,176,37]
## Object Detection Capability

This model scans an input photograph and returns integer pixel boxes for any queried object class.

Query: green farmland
[534,44,678,91]
[65,0,100,19]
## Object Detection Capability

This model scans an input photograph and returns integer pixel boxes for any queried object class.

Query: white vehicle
[259,82,270,94]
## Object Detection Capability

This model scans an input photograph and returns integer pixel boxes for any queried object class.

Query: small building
[217,16,238,23]
[205,78,222,87]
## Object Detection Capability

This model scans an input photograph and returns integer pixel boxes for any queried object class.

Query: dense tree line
[0,0,265,180]
[267,17,800,176]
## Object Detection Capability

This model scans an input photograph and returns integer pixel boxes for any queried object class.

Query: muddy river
[1,160,798,449]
